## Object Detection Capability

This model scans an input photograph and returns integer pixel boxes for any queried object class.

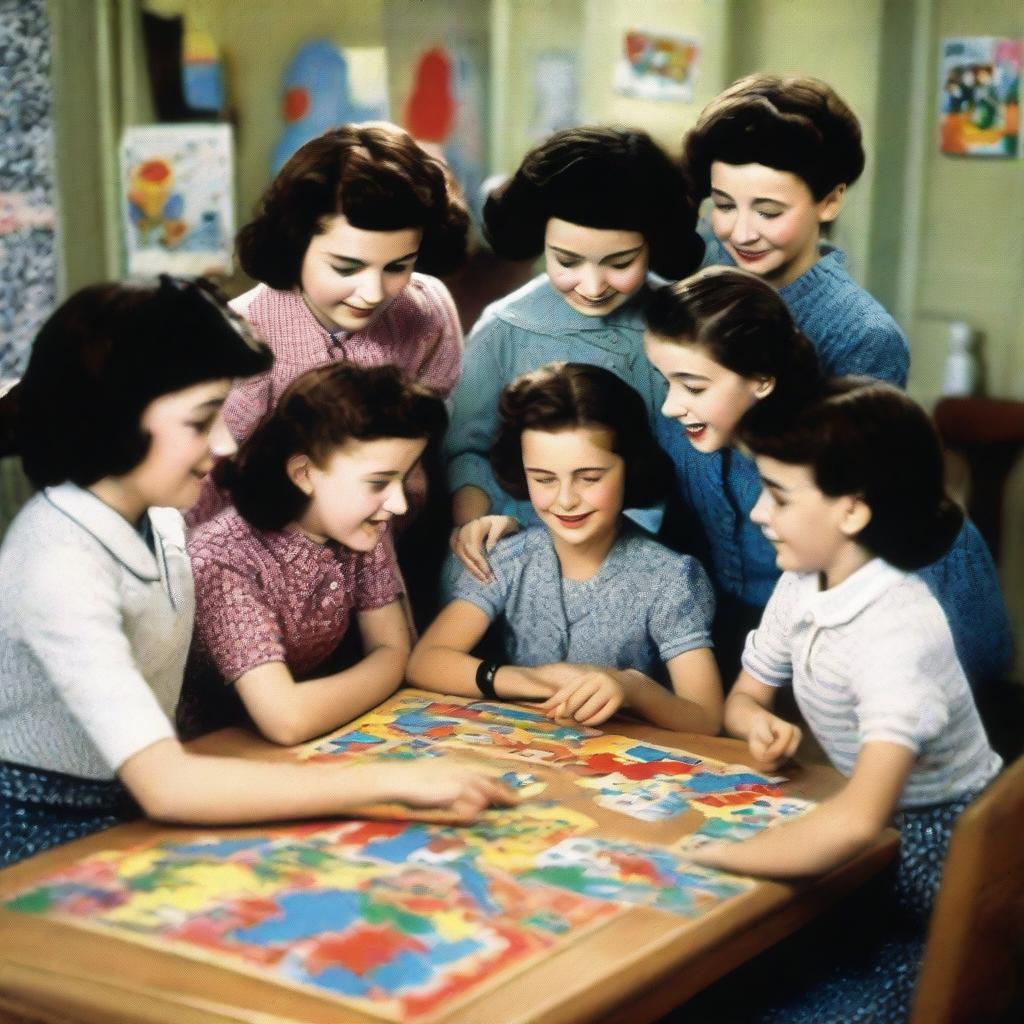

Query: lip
[553,511,594,529]
[731,246,771,262]
[342,303,378,318]
[683,422,707,440]
[571,291,617,307]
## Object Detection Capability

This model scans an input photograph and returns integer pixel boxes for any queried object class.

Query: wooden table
[0,701,898,1024]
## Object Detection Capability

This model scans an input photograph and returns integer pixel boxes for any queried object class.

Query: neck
[287,517,328,545]
[550,524,618,582]
[769,239,821,289]
[87,479,148,527]
[821,543,873,590]
[299,291,341,334]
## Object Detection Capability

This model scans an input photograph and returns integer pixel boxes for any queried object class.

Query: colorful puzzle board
[301,694,788,823]
[5,695,816,1022]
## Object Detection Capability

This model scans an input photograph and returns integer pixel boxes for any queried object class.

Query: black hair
[490,362,670,509]
[645,266,823,415]
[222,362,448,531]
[484,126,704,280]
[740,377,964,570]
[0,276,272,489]
[237,122,470,288]
[683,74,865,200]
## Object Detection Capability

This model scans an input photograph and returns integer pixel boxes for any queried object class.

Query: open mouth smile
[553,511,594,528]
[684,422,708,440]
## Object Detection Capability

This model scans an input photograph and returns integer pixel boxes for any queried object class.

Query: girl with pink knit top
[223,122,469,445]
[181,362,449,746]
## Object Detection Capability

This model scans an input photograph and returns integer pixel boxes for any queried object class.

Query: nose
[661,385,688,420]
[383,480,408,516]
[750,487,772,526]
[577,262,607,299]
[730,207,760,245]
[556,477,579,511]
[208,415,237,459]
[357,268,384,305]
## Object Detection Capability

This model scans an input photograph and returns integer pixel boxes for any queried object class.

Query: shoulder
[187,510,265,571]
[391,273,457,322]
[228,284,265,318]
[619,529,705,577]
[471,274,564,336]
[483,527,537,577]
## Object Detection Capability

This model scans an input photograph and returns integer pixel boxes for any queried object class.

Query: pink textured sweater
[179,509,402,737]
[223,273,463,444]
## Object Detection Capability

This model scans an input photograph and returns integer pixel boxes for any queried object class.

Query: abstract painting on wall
[614,29,700,102]
[939,37,1021,157]
[120,124,234,276]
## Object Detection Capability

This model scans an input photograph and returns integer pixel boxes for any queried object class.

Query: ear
[286,453,315,496]
[752,376,776,400]
[817,183,847,224]
[839,495,872,537]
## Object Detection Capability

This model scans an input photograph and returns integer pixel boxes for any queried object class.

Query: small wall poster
[939,37,1021,157]
[120,124,234,276]
[614,29,700,102]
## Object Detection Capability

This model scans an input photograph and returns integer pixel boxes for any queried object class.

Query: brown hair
[237,122,469,288]
[222,362,448,531]
[682,74,865,200]
[740,377,963,570]
[490,362,670,509]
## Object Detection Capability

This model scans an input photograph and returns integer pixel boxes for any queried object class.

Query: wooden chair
[910,754,1024,1023]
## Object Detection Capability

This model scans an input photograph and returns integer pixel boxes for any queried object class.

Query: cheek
[709,208,732,240]
[607,263,646,296]
[383,270,414,299]
[545,259,578,294]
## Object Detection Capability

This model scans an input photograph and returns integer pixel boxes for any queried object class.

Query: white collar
[796,558,906,627]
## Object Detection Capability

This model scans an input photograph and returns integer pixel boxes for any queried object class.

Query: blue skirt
[0,760,140,867]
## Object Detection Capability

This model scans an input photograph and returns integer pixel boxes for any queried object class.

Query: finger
[485,520,505,552]
[578,698,617,726]
[455,539,492,582]
[572,691,613,723]
[783,726,802,761]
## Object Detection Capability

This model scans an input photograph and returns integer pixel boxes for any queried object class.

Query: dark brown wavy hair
[683,74,865,200]
[739,377,963,570]
[237,122,470,288]
[221,362,448,531]
[490,362,670,509]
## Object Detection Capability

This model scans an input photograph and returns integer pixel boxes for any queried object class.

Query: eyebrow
[759,474,789,493]
[524,464,611,474]
[327,249,420,264]
[671,371,710,383]
[711,187,788,207]
[191,398,226,414]
[547,244,644,261]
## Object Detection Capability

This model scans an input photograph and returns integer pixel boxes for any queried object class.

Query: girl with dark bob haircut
[643,268,1010,689]
[182,363,452,748]
[691,377,1002,1024]
[410,362,722,736]
[445,125,704,539]
[683,74,909,390]
[0,281,510,867]
[200,122,470,486]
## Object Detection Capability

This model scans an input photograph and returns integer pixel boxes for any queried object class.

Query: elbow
[257,715,314,748]
[703,702,725,736]
[405,646,437,691]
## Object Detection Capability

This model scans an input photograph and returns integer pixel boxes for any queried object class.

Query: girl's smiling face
[544,218,648,317]
[709,162,844,288]
[522,426,625,556]
[644,333,772,453]
[300,215,423,333]
[290,436,426,551]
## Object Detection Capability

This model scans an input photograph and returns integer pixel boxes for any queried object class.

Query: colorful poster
[120,124,234,276]
[614,29,700,102]
[939,37,1021,157]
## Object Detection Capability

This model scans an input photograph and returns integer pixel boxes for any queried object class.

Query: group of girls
[0,70,1011,1023]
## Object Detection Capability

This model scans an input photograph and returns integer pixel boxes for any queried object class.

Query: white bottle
[942,320,980,397]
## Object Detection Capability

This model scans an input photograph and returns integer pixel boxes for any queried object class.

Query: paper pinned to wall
[939,37,1021,158]
[614,29,700,103]
[120,123,235,277]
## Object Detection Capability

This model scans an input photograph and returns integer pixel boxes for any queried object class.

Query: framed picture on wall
[120,123,235,276]
[939,37,1021,157]
[613,29,700,103]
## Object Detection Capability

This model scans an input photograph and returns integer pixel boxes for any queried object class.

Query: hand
[375,761,519,823]
[747,712,802,770]
[538,667,629,726]
[449,515,521,582]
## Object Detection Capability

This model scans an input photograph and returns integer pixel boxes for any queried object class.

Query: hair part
[683,74,865,200]
[237,122,469,289]
[222,362,448,531]
[490,362,670,509]
[740,377,964,570]
[645,266,823,415]
[1,276,271,489]
[484,126,704,280]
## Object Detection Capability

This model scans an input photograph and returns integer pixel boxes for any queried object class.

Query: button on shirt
[742,559,1001,808]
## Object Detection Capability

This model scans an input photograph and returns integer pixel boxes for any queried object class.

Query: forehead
[543,217,646,257]
[643,333,726,377]
[755,454,817,491]
[710,161,814,202]
[142,379,232,421]
[521,425,618,465]
[321,435,426,471]
[309,215,422,259]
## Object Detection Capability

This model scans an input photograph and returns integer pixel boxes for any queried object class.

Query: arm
[407,599,557,701]
[688,741,913,877]
[235,600,410,747]
[450,514,522,582]
[414,275,464,400]
[723,671,802,770]
[119,737,517,826]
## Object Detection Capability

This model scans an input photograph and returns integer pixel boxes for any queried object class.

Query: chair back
[910,755,1024,1023]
